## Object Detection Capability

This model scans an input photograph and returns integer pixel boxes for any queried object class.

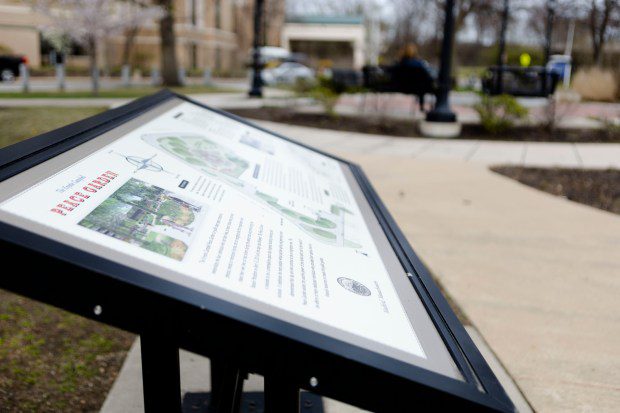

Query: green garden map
[142,133,361,248]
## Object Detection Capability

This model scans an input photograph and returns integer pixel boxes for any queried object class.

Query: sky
[285,0,589,47]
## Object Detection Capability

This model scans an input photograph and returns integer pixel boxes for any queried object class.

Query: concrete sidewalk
[254,120,620,169]
[341,156,620,412]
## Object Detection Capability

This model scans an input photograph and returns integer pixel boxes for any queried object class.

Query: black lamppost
[248,0,264,98]
[497,0,510,94]
[544,0,556,64]
[426,0,456,123]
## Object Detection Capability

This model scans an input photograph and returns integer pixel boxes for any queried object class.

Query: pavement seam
[464,140,481,162]
[572,143,584,167]
[412,140,436,159]
[520,143,528,166]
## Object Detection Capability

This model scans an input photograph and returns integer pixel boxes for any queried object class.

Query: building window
[215,47,221,72]
[190,0,197,26]
[190,43,198,69]
[215,0,221,29]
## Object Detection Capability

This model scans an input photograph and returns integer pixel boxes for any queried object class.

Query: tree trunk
[122,26,139,67]
[157,0,180,87]
[89,36,99,96]
[590,0,613,66]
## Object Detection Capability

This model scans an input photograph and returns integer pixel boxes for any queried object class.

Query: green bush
[303,77,341,116]
[292,77,316,96]
[474,94,528,134]
[0,43,13,54]
[309,85,339,116]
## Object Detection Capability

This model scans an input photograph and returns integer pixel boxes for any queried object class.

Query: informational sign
[0,100,456,369]
[0,93,515,412]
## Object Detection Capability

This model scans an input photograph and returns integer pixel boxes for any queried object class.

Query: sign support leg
[265,375,300,413]
[140,331,182,413]
[210,360,245,413]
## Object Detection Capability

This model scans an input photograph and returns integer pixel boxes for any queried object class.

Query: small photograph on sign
[78,178,204,261]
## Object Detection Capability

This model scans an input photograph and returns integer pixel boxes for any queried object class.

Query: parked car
[0,55,27,82]
[262,62,315,86]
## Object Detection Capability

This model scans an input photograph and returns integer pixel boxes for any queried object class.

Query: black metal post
[497,0,510,94]
[210,360,245,413]
[426,0,456,122]
[248,0,265,98]
[544,0,556,64]
[140,331,182,413]
[264,375,300,412]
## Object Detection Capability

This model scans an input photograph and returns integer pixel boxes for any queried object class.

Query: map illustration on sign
[109,150,180,178]
[78,178,204,261]
[142,133,362,248]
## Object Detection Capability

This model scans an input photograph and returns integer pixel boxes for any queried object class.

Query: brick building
[0,0,285,74]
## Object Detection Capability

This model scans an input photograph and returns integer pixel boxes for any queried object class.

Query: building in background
[105,0,239,74]
[0,1,47,67]
[0,0,285,74]
[281,15,366,70]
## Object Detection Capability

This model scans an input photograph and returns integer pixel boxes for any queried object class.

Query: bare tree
[36,0,162,94]
[385,0,430,59]
[434,0,496,67]
[121,0,164,67]
[587,0,619,65]
[155,0,180,86]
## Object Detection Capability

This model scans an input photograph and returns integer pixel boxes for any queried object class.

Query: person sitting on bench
[394,44,436,112]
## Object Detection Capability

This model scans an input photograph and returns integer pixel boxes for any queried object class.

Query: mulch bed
[228,107,620,143]
[491,167,620,215]
[0,289,135,412]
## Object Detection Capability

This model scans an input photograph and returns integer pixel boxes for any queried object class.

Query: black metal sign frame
[0,90,515,412]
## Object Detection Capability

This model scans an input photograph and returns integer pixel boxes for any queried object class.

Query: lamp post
[497,0,510,94]
[248,0,264,98]
[544,0,556,64]
[425,0,456,123]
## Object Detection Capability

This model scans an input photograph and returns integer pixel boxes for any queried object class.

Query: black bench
[362,64,437,112]
[482,66,559,97]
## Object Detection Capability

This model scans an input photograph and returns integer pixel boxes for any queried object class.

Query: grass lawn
[0,85,234,99]
[0,106,135,412]
[0,291,134,412]
[0,106,107,149]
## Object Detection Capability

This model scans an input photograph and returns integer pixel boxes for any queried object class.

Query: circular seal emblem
[337,277,371,296]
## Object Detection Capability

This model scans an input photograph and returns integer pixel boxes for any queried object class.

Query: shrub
[572,67,618,102]
[474,94,528,134]
[0,43,13,54]
[295,76,341,117]
[309,83,340,116]
[292,77,316,96]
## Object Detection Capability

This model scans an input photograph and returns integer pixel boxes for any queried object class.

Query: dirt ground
[228,107,620,143]
[492,167,620,215]
[0,290,135,412]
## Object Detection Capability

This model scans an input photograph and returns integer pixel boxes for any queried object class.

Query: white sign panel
[0,102,426,360]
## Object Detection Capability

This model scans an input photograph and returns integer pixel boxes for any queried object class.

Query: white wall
[281,22,365,69]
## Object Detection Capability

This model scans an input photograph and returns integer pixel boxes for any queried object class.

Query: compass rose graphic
[125,154,163,172]
[109,151,179,178]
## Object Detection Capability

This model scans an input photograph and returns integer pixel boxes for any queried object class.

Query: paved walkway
[254,120,620,169]
[341,157,620,413]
